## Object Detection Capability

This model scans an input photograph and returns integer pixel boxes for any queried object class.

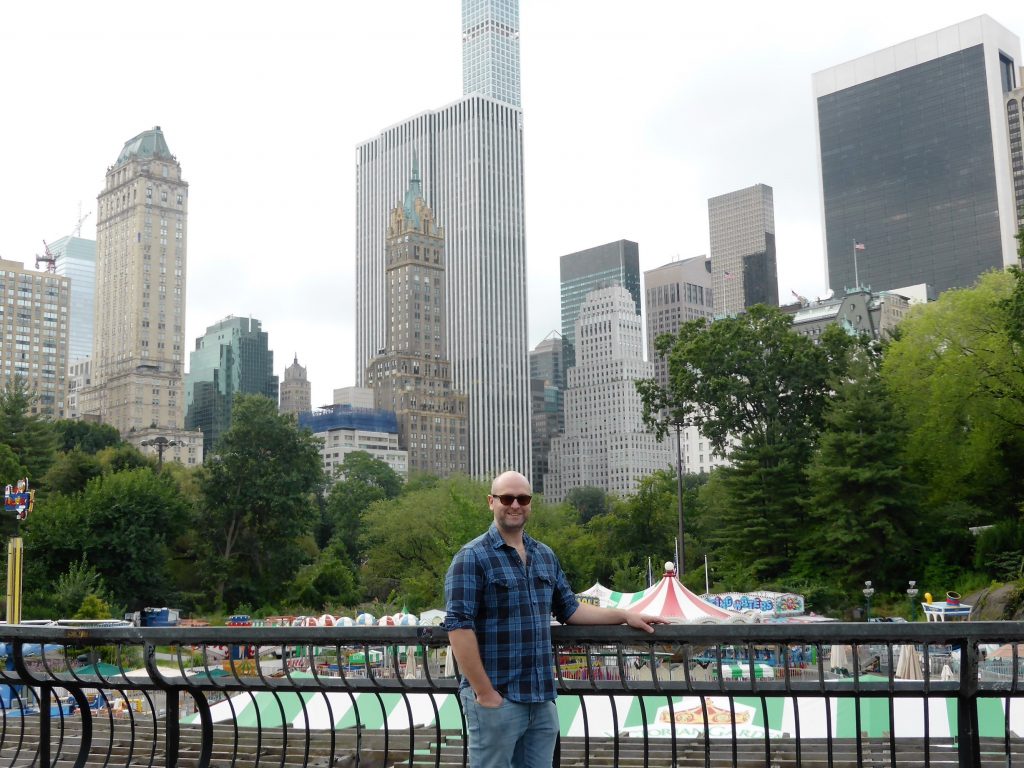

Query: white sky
[2,1,1022,407]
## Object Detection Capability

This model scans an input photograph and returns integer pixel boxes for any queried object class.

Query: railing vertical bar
[38,683,51,768]
[699,694,711,768]
[637,693,650,768]
[957,636,979,768]
[164,687,179,768]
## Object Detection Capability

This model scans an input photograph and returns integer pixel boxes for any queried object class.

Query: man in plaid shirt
[444,471,662,768]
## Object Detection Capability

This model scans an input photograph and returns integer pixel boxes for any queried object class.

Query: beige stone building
[80,127,188,434]
[366,161,468,477]
[0,258,70,418]
[279,355,311,415]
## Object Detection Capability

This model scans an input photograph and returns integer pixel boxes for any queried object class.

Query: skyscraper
[560,240,641,371]
[544,287,672,502]
[1007,76,1024,233]
[463,0,521,108]
[279,355,311,415]
[49,235,96,364]
[643,256,727,477]
[80,126,188,434]
[0,258,70,418]
[355,1,528,478]
[814,15,1022,295]
[709,184,778,316]
[643,256,713,388]
[528,332,564,493]
[366,162,469,477]
[185,316,278,456]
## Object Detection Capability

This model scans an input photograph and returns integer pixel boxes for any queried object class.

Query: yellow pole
[6,537,23,625]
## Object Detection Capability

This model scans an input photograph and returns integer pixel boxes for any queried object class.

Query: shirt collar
[486,523,535,553]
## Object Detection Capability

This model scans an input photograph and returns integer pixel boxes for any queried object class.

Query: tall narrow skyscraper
[559,240,641,371]
[1006,75,1024,233]
[366,162,469,477]
[81,126,188,433]
[709,184,778,316]
[463,0,521,108]
[356,1,528,478]
[49,235,96,364]
[814,16,1021,295]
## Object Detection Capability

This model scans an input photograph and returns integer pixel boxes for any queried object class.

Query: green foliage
[284,549,360,611]
[0,443,27,485]
[974,521,1024,580]
[24,468,189,610]
[74,594,113,620]
[360,476,489,609]
[0,377,58,483]
[95,444,151,474]
[197,394,324,609]
[42,448,102,496]
[51,420,121,454]
[796,352,918,593]
[50,558,115,619]
[882,270,1024,515]
[563,486,608,523]
[324,451,404,559]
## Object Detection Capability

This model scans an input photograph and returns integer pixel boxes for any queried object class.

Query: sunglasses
[491,493,533,507]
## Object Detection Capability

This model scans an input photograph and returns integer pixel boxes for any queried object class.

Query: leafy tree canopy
[0,377,58,483]
[52,420,121,454]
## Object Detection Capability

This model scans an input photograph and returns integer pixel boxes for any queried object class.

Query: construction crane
[73,204,92,237]
[34,240,56,273]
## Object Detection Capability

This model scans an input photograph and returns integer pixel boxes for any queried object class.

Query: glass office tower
[814,16,1021,295]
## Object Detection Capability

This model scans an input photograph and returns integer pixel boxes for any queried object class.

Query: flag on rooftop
[854,241,866,251]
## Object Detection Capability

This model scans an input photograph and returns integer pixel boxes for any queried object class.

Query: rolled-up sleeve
[444,546,481,631]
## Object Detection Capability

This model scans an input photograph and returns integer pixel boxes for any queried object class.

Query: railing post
[38,683,51,767]
[165,689,180,766]
[957,637,980,768]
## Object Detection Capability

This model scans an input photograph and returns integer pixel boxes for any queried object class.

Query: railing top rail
[2,620,1022,645]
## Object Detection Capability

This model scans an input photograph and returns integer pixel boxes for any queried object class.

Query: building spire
[403,153,424,228]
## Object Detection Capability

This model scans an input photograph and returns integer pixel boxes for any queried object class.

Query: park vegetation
[2,251,1024,622]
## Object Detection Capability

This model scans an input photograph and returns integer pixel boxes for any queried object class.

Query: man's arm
[447,628,502,707]
[565,602,664,633]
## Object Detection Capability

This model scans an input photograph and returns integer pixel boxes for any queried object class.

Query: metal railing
[1,621,1023,767]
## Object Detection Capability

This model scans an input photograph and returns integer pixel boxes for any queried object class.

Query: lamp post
[140,436,181,470]
[907,580,919,622]
[674,421,685,577]
[863,580,875,621]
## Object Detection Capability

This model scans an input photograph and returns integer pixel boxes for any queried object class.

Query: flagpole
[852,239,860,289]
[705,554,710,594]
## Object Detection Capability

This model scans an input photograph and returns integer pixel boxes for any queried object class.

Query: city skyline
[3,2,1023,408]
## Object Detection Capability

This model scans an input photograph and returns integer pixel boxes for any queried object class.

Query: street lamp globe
[907,580,919,621]
[862,580,875,621]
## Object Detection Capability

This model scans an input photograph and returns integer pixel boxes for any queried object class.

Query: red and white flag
[854,241,866,251]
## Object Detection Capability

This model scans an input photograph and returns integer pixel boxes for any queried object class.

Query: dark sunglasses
[491,493,533,507]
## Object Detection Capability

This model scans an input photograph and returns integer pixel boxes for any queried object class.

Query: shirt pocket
[532,568,556,613]
[484,572,514,619]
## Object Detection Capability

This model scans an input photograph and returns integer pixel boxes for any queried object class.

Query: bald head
[490,470,532,495]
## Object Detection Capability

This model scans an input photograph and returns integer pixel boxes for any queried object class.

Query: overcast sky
[2,1,1023,407]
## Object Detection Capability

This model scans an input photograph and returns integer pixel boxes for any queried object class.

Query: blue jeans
[460,687,559,768]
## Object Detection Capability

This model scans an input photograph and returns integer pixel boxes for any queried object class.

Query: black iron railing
[1,621,1022,767]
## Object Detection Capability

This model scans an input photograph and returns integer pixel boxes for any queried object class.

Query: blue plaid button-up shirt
[444,524,579,703]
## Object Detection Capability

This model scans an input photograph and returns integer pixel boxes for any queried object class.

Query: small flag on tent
[854,241,866,251]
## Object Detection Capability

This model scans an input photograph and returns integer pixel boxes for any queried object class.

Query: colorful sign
[701,591,805,616]
[4,479,34,520]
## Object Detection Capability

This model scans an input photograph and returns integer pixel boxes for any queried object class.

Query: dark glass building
[184,316,278,456]
[814,16,1021,296]
[559,240,641,371]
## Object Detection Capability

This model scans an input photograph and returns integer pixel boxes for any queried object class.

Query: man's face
[489,474,533,534]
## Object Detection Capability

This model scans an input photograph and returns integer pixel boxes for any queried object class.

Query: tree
[197,394,324,609]
[324,451,404,559]
[360,476,489,609]
[51,420,121,454]
[0,377,57,483]
[639,306,857,585]
[563,486,609,523]
[795,352,919,593]
[0,443,27,485]
[23,468,190,611]
[882,270,1024,517]
[42,448,102,496]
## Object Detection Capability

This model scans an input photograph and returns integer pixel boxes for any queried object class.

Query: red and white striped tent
[627,569,749,624]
